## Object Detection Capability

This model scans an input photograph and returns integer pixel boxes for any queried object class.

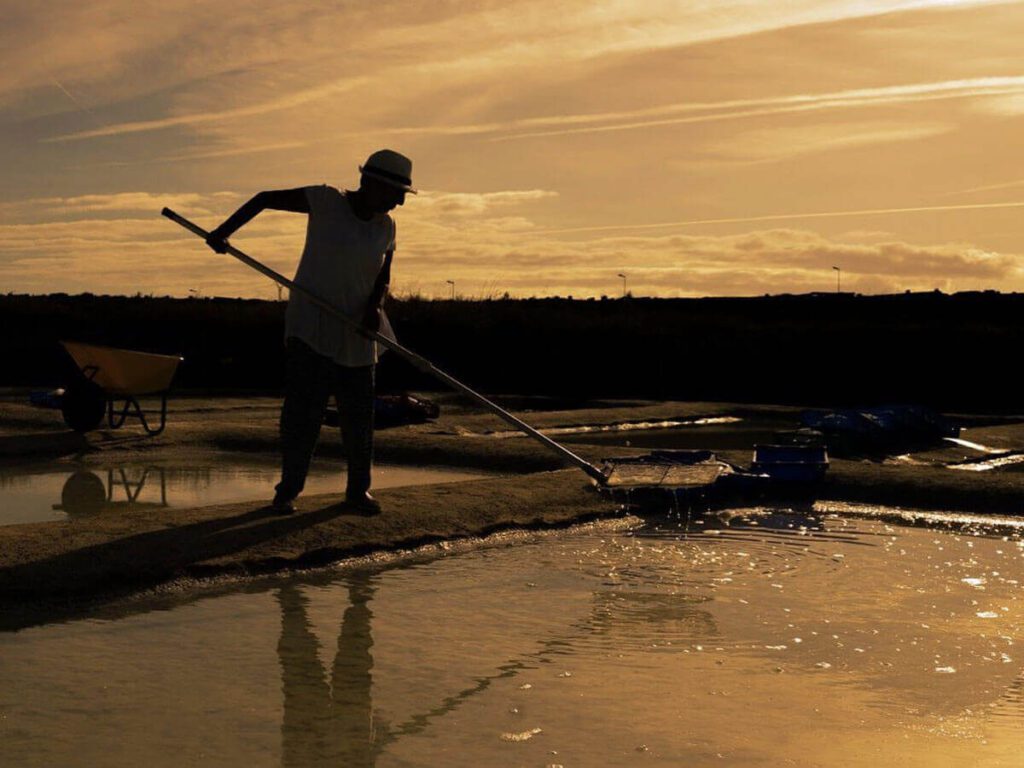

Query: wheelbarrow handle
[161,207,608,484]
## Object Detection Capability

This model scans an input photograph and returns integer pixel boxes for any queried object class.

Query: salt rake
[162,208,720,501]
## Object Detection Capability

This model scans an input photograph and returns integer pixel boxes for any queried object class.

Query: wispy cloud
[68,141,309,169]
[210,75,1022,146]
[2,189,1018,298]
[532,200,1024,236]
[413,190,559,216]
[703,121,951,164]
[46,78,367,142]
[30,5,1022,147]
[488,76,1024,141]
[392,227,1020,297]
[0,192,241,222]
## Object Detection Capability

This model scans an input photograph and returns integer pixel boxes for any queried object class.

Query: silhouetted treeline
[2,291,1021,411]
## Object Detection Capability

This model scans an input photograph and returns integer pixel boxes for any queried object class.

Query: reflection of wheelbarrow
[59,341,184,435]
[52,468,169,516]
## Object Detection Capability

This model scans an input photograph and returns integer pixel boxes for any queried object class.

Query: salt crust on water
[501,728,542,742]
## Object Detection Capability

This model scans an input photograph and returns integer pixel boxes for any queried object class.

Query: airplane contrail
[943,178,1024,196]
[534,200,1024,236]
[52,79,106,131]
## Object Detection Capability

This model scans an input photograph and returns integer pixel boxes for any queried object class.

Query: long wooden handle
[162,208,608,484]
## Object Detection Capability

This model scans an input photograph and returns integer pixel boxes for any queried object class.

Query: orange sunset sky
[3,0,1024,298]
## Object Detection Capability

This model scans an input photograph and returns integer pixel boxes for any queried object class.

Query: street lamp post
[446,279,455,300]
[617,273,627,298]
[832,266,841,294]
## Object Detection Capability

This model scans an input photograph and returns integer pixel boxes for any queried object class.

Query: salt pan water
[1,506,1021,766]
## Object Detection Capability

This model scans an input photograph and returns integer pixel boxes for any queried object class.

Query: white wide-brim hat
[359,149,416,194]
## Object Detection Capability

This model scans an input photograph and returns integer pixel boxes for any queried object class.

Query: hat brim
[359,165,417,194]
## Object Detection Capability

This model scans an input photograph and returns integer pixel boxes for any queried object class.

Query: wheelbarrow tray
[60,341,184,435]
[61,341,182,396]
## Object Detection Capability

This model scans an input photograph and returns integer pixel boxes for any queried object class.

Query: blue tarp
[799,404,958,444]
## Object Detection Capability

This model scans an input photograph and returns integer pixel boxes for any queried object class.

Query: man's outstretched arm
[206,188,309,252]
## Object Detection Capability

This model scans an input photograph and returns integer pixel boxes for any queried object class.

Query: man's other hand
[362,306,382,333]
[205,228,230,253]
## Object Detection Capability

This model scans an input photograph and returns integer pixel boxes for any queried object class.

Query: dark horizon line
[2,288,1019,302]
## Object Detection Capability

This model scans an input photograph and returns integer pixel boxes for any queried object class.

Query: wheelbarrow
[59,341,184,435]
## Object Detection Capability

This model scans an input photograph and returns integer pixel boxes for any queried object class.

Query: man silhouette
[206,150,415,514]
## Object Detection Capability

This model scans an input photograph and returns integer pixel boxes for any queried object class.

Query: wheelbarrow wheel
[61,380,106,432]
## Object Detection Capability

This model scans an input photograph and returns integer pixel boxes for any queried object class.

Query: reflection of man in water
[207,150,415,516]
[276,577,385,767]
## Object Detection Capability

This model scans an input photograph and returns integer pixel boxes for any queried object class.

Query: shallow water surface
[0,461,490,525]
[1,509,1023,766]
[484,416,742,439]
[556,417,788,450]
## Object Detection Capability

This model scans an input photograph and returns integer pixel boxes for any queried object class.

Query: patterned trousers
[275,337,375,501]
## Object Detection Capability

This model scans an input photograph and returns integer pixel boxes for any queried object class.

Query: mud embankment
[0,470,611,629]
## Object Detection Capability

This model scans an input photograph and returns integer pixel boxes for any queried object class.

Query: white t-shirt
[284,185,396,367]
